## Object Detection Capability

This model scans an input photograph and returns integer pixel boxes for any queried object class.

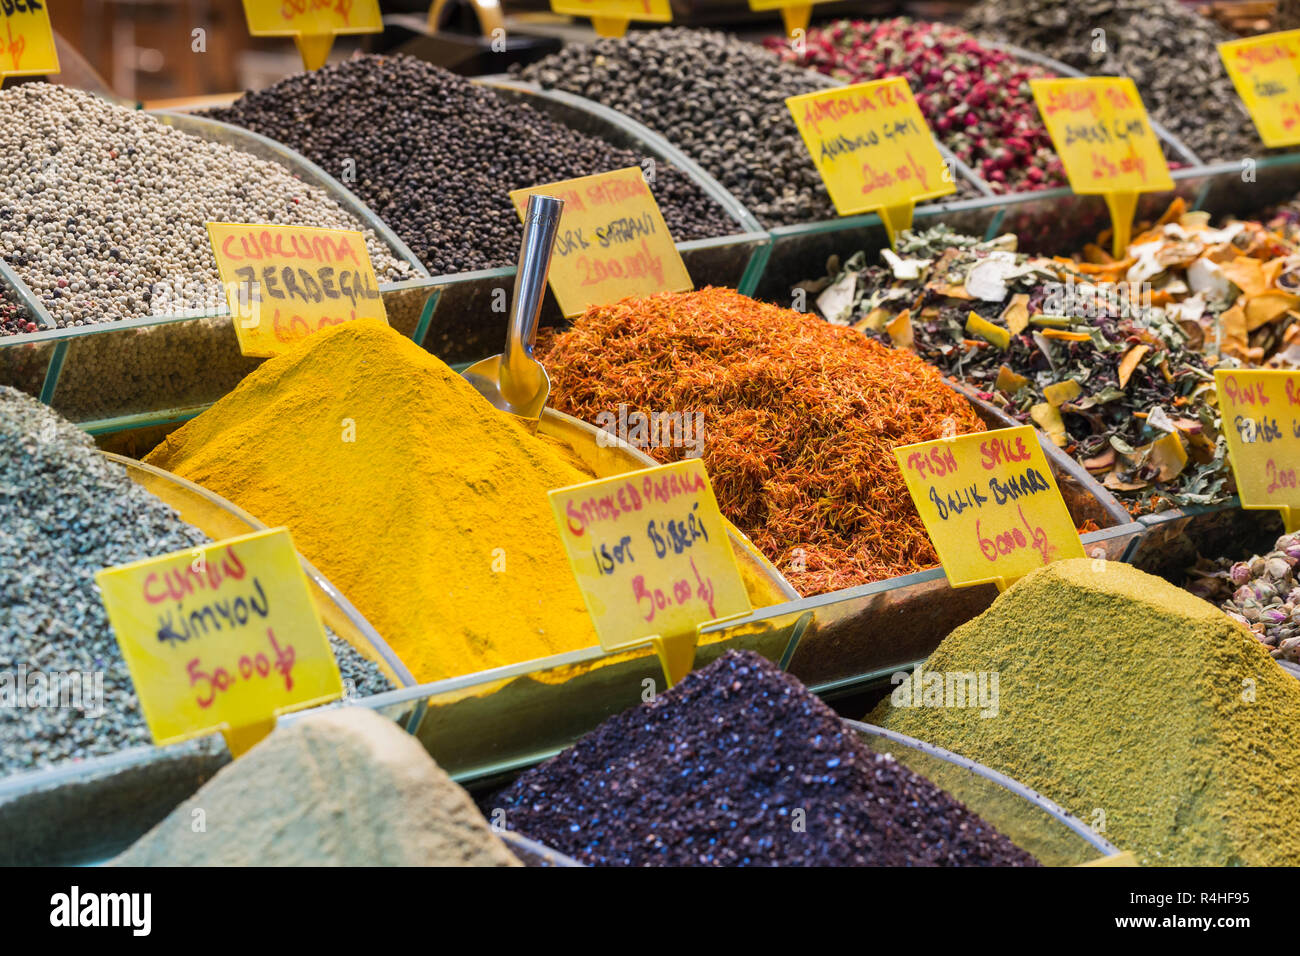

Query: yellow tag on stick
[1030,77,1173,257]
[510,167,691,319]
[548,0,672,37]
[0,0,59,79]
[241,0,383,70]
[1219,31,1300,148]
[1215,369,1300,533]
[206,222,388,358]
[548,459,752,685]
[894,425,1085,590]
[785,78,956,246]
[96,528,344,757]
[748,0,816,37]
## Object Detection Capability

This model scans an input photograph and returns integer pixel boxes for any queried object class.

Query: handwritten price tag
[894,425,1085,590]
[1215,369,1300,533]
[1030,77,1173,256]
[786,78,955,246]
[1220,31,1300,148]
[241,0,382,69]
[0,0,58,79]
[510,167,691,319]
[548,0,671,38]
[206,222,388,358]
[549,459,752,684]
[96,528,343,756]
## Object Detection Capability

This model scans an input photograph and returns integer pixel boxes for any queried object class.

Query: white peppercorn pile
[206,55,736,274]
[0,387,393,777]
[0,83,410,334]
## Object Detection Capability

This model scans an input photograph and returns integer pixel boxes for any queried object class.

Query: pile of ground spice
[114,708,520,866]
[872,559,1300,866]
[490,650,1036,866]
[144,320,605,683]
[538,288,985,596]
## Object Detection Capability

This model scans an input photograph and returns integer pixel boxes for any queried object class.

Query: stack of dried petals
[537,288,985,596]
[767,18,1064,193]
[806,223,1228,514]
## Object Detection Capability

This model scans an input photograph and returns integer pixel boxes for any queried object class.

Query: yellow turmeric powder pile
[145,320,606,682]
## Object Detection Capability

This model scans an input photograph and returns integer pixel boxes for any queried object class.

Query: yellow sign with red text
[1030,77,1173,256]
[206,222,388,358]
[510,167,691,319]
[1215,369,1300,533]
[747,0,820,36]
[0,0,59,79]
[786,78,956,246]
[241,0,383,69]
[1219,31,1300,148]
[548,459,752,684]
[96,528,344,756]
[549,0,671,37]
[894,425,1085,590]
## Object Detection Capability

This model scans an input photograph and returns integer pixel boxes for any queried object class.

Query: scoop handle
[504,194,564,389]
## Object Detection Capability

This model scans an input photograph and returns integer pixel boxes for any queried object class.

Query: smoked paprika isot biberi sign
[894,425,1085,589]
[0,0,59,79]
[510,167,692,319]
[96,528,344,751]
[206,222,388,358]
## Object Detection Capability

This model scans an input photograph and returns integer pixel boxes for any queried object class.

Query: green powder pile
[113,709,520,867]
[872,558,1300,866]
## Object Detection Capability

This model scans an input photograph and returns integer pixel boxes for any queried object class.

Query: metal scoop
[463,194,564,422]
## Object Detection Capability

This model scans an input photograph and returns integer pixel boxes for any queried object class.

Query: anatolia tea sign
[894,425,1085,590]
[548,459,752,684]
[785,77,955,246]
[548,0,672,38]
[206,222,388,358]
[0,0,58,79]
[96,528,344,756]
[1219,30,1300,148]
[1029,77,1173,256]
[241,0,383,70]
[1215,369,1300,533]
[510,167,692,318]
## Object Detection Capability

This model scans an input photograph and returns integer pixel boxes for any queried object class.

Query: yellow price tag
[1215,369,1300,533]
[510,167,691,319]
[241,0,383,70]
[206,222,388,358]
[1030,77,1173,257]
[786,78,956,246]
[894,425,1085,590]
[549,0,671,37]
[95,528,344,756]
[0,0,59,79]
[1219,31,1300,148]
[747,0,817,37]
[548,459,752,685]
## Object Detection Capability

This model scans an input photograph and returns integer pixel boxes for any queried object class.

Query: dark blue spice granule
[489,651,1038,867]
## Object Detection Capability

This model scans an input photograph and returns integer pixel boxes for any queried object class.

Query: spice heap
[1186,531,1300,675]
[0,387,391,777]
[115,709,520,866]
[491,650,1036,866]
[519,29,897,227]
[872,559,1300,866]
[807,220,1228,513]
[0,83,408,332]
[767,18,1064,193]
[208,55,734,274]
[964,0,1260,163]
[538,288,985,596]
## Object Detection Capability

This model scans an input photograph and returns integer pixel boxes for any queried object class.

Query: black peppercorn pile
[965,0,1262,163]
[517,29,853,228]
[207,55,735,275]
[489,651,1038,866]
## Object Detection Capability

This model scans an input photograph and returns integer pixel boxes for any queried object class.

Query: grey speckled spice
[0,83,409,334]
[0,387,391,777]
[490,650,1037,866]
[208,54,736,274]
